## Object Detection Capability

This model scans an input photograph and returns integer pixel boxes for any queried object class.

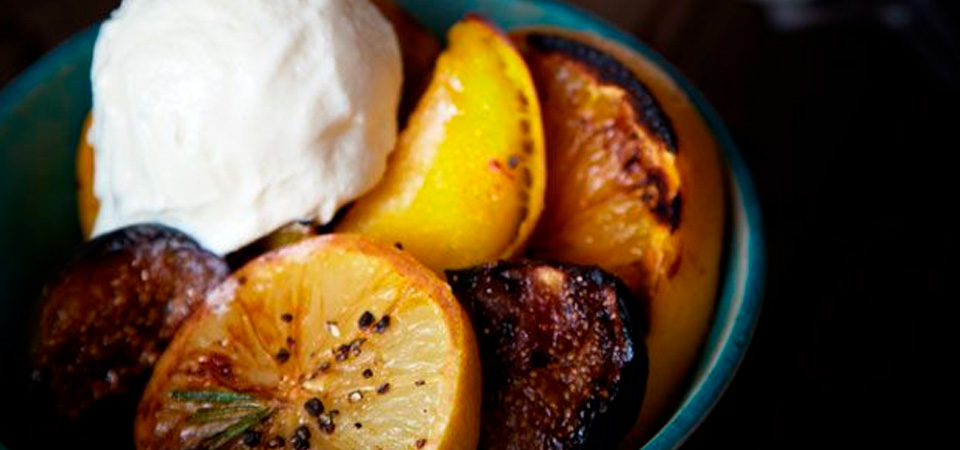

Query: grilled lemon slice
[135,234,481,450]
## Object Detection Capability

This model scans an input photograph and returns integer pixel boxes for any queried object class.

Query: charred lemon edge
[512,27,727,448]
[468,17,548,260]
[135,234,481,450]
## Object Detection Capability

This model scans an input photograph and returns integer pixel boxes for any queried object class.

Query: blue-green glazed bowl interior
[0,1,765,449]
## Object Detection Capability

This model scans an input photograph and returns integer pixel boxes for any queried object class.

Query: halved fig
[29,224,228,445]
[447,260,645,450]
[514,30,726,442]
[337,17,546,273]
[136,234,481,450]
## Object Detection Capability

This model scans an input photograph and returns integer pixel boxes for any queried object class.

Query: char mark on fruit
[640,169,682,231]
[525,33,677,153]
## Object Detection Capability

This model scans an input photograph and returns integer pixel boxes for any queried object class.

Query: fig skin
[447,260,647,450]
[27,224,228,447]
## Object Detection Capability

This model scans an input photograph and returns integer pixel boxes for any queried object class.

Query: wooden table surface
[1,0,953,448]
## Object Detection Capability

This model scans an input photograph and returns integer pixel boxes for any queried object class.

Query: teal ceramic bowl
[0,1,765,449]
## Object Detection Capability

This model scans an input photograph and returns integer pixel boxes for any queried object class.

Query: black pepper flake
[334,344,350,362]
[281,313,293,323]
[374,315,390,334]
[508,155,519,169]
[291,436,309,450]
[276,349,291,363]
[358,311,375,330]
[416,438,427,449]
[266,436,285,448]
[394,242,404,250]
[349,338,366,356]
[318,414,336,434]
[362,368,374,378]
[376,383,390,394]
[242,430,262,447]
[354,422,363,429]
[295,425,311,442]
[304,397,324,417]
[415,380,425,386]
[321,421,336,434]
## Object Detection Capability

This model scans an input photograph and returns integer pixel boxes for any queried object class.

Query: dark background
[1,0,954,448]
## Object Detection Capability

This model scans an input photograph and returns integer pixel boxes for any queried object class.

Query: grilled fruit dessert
[447,260,645,450]
[337,18,546,273]
[29,224,228,446]
[135,234,481,450]
[514,30,726,443]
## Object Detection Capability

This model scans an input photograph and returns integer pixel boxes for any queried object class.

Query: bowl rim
[0,2,765,449]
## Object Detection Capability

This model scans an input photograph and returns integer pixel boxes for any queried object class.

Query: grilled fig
[28,224,228,446]
[447,260,646,450]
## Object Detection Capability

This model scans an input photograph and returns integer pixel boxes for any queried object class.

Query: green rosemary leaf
[186,404,262,424]
[170,390,256,404]
[203,408,273,450]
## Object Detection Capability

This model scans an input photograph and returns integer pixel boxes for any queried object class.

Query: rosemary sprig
[185,404,262,424]
[170,390,272,449]
[201,407,273,450]
[170,390,256,403]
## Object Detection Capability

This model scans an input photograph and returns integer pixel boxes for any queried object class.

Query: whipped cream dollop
[89,0,402,255]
